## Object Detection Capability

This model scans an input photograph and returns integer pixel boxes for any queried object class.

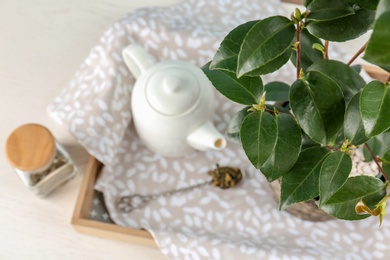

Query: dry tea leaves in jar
[5,123,76,196]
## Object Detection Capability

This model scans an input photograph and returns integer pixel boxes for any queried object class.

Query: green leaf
[264,81,290,102]
[301,133,320,150]
[226,106,251,144]
[320,176,386,220]
[280,146,330,210]
[382,148,390,164]
[319,151,352,206]
[383,148,390,175]
[360,81,390,137]
[344,91,370,145]
[363,139,378,162]
[244,49,292,76]
[363,132,390,161]
[202,62,263,105]
[210,20,258,73]
[240,111,277,169]
[383,164,390,179]
[331,128,347,149]
[351,64,362,74]
[363,11,390,71]
[260,114,302,182]
[306,0,355,22]
[237,16,295,77]
[289,76,345,145]
[291,29,324,72]
[307,9,375,42]
[307,59,365,103]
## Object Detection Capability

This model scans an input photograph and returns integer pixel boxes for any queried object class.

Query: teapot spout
[187,121,226,152]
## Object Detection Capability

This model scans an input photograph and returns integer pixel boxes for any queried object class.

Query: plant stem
[324,41,329,59]
[365,143,389,181]
[347,42,367,66]
[296,23,301,79]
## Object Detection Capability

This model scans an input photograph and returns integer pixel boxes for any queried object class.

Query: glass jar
[5,123,76,196]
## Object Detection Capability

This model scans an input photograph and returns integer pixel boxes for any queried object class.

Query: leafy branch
[365,143,389,181]
[202,0,390,222]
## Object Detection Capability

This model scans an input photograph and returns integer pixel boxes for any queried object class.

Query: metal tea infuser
[117,165,244,213]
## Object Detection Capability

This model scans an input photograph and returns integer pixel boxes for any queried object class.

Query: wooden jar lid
[5,124,56,172]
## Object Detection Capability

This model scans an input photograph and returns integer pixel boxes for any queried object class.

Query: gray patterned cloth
[89,190,114,224]
[48,0,390,259]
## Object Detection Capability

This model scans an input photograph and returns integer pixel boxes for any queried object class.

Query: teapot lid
[146,63,200,115]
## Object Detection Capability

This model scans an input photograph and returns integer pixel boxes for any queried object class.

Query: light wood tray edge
[71,156,157,247]
[362,64,389,82]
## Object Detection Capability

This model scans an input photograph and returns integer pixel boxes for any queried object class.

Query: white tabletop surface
[0,0,369,259]
[0,1,183,259]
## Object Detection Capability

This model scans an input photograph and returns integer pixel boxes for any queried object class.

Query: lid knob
[163,76,182,93]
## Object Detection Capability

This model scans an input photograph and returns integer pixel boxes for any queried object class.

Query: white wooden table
[0,1,182,259]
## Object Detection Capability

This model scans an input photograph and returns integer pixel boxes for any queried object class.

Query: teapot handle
[122,44,156,79]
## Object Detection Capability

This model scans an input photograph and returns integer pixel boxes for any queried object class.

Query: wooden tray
[71,156,157,247]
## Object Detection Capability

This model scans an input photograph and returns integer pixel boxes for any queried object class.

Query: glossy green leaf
[202,62,263,105]
[240,110,277,169]
[244,49,292,76]
[344,91,370,145]
[307,9,375,42]
[363,132,390,161]
[280,146,330,210]
[360,81,390,137]
[383,148,390,175]
[382,148,390,164]
[363,11,390,71]
[306,0,355,22]
[363,139,378,162]
[307,59,365,103]
[291,29,323,72]
[320,176,387,220]
[237,16,295,77]
[332,128,348,149]
[301,133,320,150]
[383,164,390,177]
[264,81,290,102]
[260,114,302,182]
[351,64,362,74]
[210,20,258,73]
[226,106,251,144]
[319,151,352,206]
[290,76,345,145]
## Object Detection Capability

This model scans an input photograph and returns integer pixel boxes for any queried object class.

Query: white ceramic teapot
[122,44,226,157]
